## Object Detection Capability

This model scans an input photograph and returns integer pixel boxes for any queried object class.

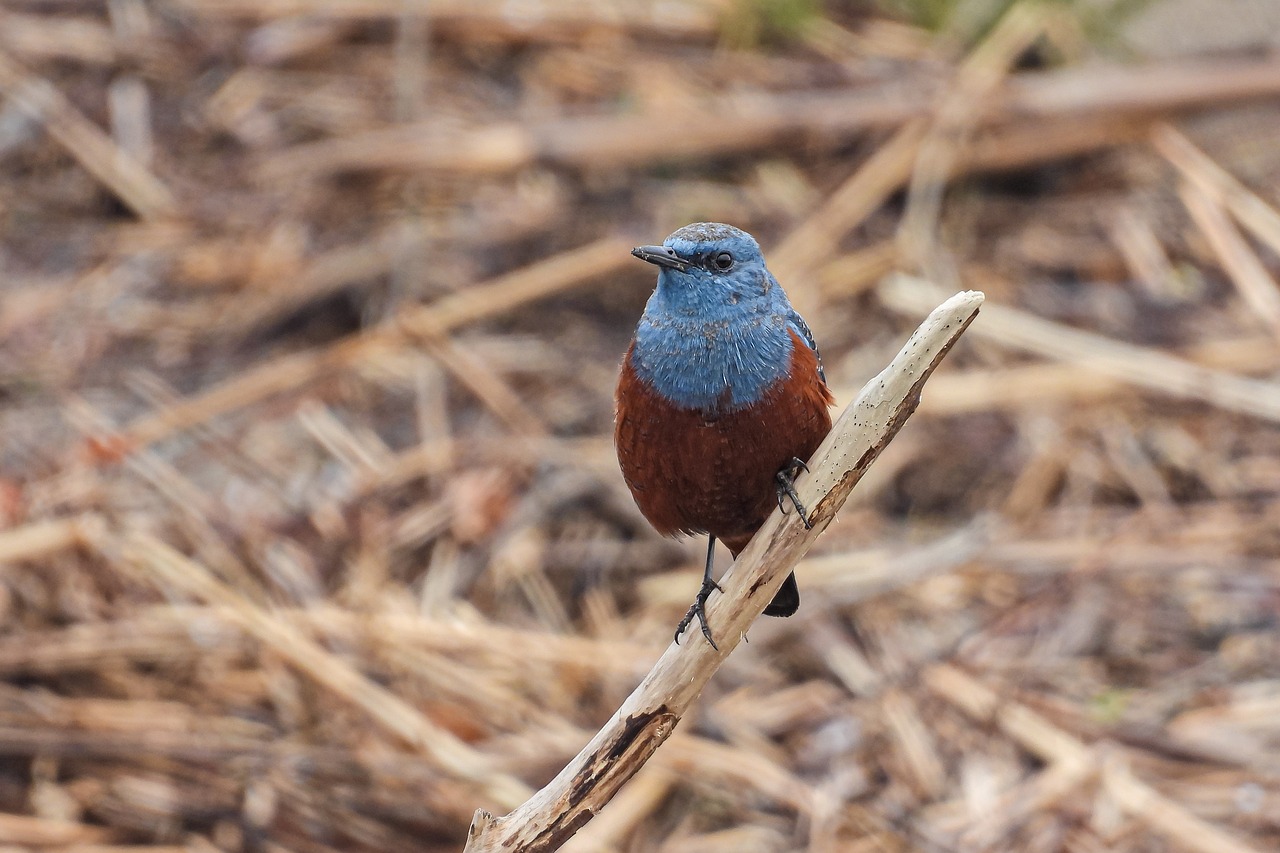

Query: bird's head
[631,222,779,317]
[628,223,803,410]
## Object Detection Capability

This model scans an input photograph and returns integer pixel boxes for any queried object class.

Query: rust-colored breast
[614,329,833,555]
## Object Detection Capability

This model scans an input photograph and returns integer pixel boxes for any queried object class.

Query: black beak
[631,245,690,272]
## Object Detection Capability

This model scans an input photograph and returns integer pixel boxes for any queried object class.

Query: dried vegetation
[1,1,1280,851]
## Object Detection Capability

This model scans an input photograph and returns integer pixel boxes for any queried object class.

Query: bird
[614,222,833,648]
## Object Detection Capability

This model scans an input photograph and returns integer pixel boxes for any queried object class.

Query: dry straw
[4,1,1280,851]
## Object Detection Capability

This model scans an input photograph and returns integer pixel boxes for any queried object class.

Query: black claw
[775,458,813,530]
[677,536,722,649]
[674,577,721,650]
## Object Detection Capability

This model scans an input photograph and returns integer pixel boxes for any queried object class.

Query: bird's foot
[675,576,722,650]
[775,457,813,530]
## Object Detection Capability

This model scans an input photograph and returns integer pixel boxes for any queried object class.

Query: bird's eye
[710,251,734,271]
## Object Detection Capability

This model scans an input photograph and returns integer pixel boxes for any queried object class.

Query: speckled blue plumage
[629,223,824,412]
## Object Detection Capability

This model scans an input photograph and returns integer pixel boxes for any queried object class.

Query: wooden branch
[258,55,1280,179]
[0,48,176,220]
[462,289,985,853]
[121,237,631,449]
[881,275,1280,424]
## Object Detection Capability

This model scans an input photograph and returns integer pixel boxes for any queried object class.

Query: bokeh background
[3,1,1280,851]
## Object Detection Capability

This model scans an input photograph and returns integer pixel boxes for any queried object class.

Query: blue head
[629,222,817,413]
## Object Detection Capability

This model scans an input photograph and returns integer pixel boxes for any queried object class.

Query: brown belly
[614,333,833,554]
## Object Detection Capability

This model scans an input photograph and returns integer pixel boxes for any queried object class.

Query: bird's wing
[787,310,826,385]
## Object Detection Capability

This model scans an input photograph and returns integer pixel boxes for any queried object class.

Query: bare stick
[0,516,93,563]
[121,236,629,449]
[110,530,531,809]
[881,275,1280,424]
[0,49,176,219]
[257,55,1280,180]
[462,290,985,853]
[924,665,1263,853]
[173,0,720,40]
[1153,123,1280,260]
[1180,177,1280,332]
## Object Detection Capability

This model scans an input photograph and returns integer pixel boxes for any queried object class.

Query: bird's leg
[775,457,813,530]
[675,535,721,650]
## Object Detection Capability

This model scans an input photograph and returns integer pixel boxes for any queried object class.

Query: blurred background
[2,0,1280,851]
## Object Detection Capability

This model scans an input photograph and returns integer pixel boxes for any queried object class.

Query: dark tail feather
[763,571,799,617]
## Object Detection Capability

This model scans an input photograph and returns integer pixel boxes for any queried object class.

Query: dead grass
[1,1,1280,851]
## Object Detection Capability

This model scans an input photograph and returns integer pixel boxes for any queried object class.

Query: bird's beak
[631,245,690,272]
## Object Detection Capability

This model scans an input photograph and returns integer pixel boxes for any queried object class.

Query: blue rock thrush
[614,222,833,648]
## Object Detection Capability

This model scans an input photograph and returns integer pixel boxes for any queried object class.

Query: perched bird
[615,222,833,648]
